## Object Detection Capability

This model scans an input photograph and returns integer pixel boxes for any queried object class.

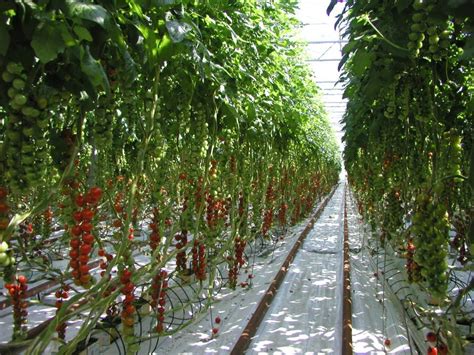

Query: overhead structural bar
[307,40,348,44]
[307,59,341,62]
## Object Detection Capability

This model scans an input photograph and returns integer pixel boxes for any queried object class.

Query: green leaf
[327,0,338,15]
[338,53,349,71]
[65,1,109,28]
[73,25,93,42]
[79,46,109,93]
[461,35,474,60]
[31,23,66,63]
[351,48,372,76]
[342,40,357,55]
[58,23,76,47]
[396,0,413,12]
[0,21,10,56]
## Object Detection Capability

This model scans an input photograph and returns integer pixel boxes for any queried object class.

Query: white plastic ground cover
[97,196,329,355]
[247,183,345,354]
[346,191,412,354]
[0,194,329,353]
[347,190,474,355]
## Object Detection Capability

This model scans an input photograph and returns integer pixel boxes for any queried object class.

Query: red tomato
[89,187,102,200]
[124,304,135,315]
[0,202,10,214]
[80,222,93,233]
[0,187,7,199]
[121,269,132,282]
[71,225,82,236]
[70,238,81,248]
[75,194,84,207]
[82,233,94,244]
[121,282,134,294]
[80,244,92,255]
[73,211,83,222]
[124,293,134,303]
[81,209,95,221]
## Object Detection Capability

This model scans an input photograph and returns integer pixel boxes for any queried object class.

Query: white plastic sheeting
[247,183,345,354]
[346,192,413,354]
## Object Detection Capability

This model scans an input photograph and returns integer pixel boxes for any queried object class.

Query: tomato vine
[0,0,340,352]
[333,0,473,352]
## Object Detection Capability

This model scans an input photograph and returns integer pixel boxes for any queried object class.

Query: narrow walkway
[248,183,345,354]
[347,192,412,354]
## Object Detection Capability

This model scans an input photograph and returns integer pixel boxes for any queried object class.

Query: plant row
[0,0,340,353]
[331,0,473,353]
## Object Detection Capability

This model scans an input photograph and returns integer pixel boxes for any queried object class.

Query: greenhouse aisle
[347,193,412,354]
[247,183,345,354]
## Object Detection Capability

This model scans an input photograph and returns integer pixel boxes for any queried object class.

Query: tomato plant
[0,0,340,353]
[332,0,473,352]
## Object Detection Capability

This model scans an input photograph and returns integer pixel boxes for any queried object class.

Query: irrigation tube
[230,185,338,355]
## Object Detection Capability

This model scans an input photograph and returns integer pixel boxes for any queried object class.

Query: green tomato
[0,252,10,266]
[21,107,39,117]
[429,35,439,45]
[413,0,425,10]
[30,108,40,118]
[36,97,48,109]
[440,30,450,40]
[0,241,9,253]
[7,88,17,99]
[412,13,424,22]
[9,101,22,111]
[12,78,25,91]
[14,94,27,106]
[426,26,437,36]
[2,71,14,82]
[409,33,419,41]
[6,62,23,75]
[410,23,426,32]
